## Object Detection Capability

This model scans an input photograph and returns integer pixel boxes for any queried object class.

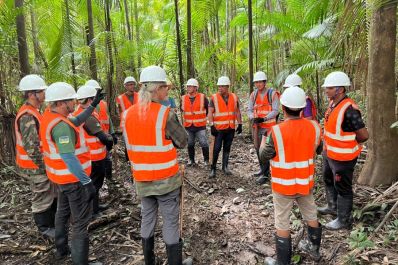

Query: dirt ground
[0,134,397,265]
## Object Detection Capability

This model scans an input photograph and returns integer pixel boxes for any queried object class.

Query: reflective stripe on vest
[41,111,91,184]
[182,93,207,127]
[253,89,277,128]
[122,102,179,181]
[212,93,238,130]
[324,98,362,161]
[15,105,43,169]
[117,93,138,127]
[73,106,107,161]
[270,119,321,196]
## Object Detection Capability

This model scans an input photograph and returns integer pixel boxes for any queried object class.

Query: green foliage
[348,227,375,251]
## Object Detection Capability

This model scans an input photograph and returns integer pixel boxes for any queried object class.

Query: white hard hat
[139,66,167,83]
[186,78,199,87]
[76,85,97,100]
[217,76,231,86]
[280,86,306,109]
[253,71,267,82]
[85,79,101,89]
[45,82,77,102]
[124,76,137,85]
[322,71,351,87]
[283,74,302,88]
[18,74,47,91]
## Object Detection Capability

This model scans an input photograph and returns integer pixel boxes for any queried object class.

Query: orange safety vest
[324,98,362,161]
[73,106,107,161]
[270,119,321,196]
[122,102,179,182]
[116,92,139,113]
[15,104,42,169]
[181,93,207,127]
[98,100,110,133]
[40,111,92,184]
[252,89,277,129]
[301,96,317,120]
[212,93,238,130]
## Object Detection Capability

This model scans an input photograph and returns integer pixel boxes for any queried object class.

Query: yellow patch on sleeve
[59,136,70,144]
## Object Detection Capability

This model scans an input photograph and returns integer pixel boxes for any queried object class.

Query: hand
[84,181,96,202]
[91,88,105,107]
[111,133,118,145]
[210,125,218,136]
[236,124,242,134]
[253,117,265,124]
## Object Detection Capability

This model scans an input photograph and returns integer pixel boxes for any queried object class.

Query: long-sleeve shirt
[247,88,280,120]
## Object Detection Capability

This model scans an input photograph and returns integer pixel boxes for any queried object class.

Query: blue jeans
[187,129,209,148]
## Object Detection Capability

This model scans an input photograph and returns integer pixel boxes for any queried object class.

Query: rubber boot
[166,240,193,265]
[298,225,322,261]
[141,237,155,265]
[222,152,232,176]
[318,185,337,216]
[325,195,353,230]
[264,235,292,265]
[104,156,113,181]
[202,147,209,166]
[33,207,56,238]
[71,236,89,265]
[187,146,196,166]
[209,151,219,178]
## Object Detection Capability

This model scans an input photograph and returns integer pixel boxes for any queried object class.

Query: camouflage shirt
[18,112,45,175]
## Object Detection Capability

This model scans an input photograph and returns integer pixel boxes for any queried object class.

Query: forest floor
[1,133,397,265]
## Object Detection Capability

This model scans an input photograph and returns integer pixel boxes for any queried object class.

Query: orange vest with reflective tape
[182,93,207,127]
[324,98,362,161]
[253,89,277,129]
[73,106,107,161]
[122,102,179,182]
[15,104,42,170]
[270,119,321,196]
[40,111,92,184]
[98,100,110,133]
[212,93,238,130]
[117,92,139,127]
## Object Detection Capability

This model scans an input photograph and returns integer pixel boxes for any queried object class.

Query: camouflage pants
[30,174,56,213]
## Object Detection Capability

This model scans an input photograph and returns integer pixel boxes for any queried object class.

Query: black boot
[202,147,209,166]
[318,185,337,216]
[222,152,232,176]
[71,236,89,265]
[325,195,353,230]
[265,235,292,265]
[104,156,113,180]
[33,207,56,239]
[253,150,265,177]
[142,237,155,265]
[187,146,196,166]
[166,240,193,265]
[209,151,219,178]
[298,225,322,261]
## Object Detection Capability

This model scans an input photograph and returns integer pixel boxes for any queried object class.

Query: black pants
[213,129,235,167]
[91,159,106,214]
[55,183,92,259]
[104,151,113,180]
[33,199,57,232]
[322,153,357,198]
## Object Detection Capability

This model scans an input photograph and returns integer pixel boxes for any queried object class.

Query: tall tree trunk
[30,4,48,71]
[64,0,77,87]
[358,2,398,186]
[15,0,30,76]
[174,0,185,95]
[123,0,135,73]
[248,0,254,93]
[133,0,141,72]
[105,0,114,115]
[86,0,98,80]
[186,0,194,78]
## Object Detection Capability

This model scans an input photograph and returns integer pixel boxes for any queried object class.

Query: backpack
[253,88,281,122]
